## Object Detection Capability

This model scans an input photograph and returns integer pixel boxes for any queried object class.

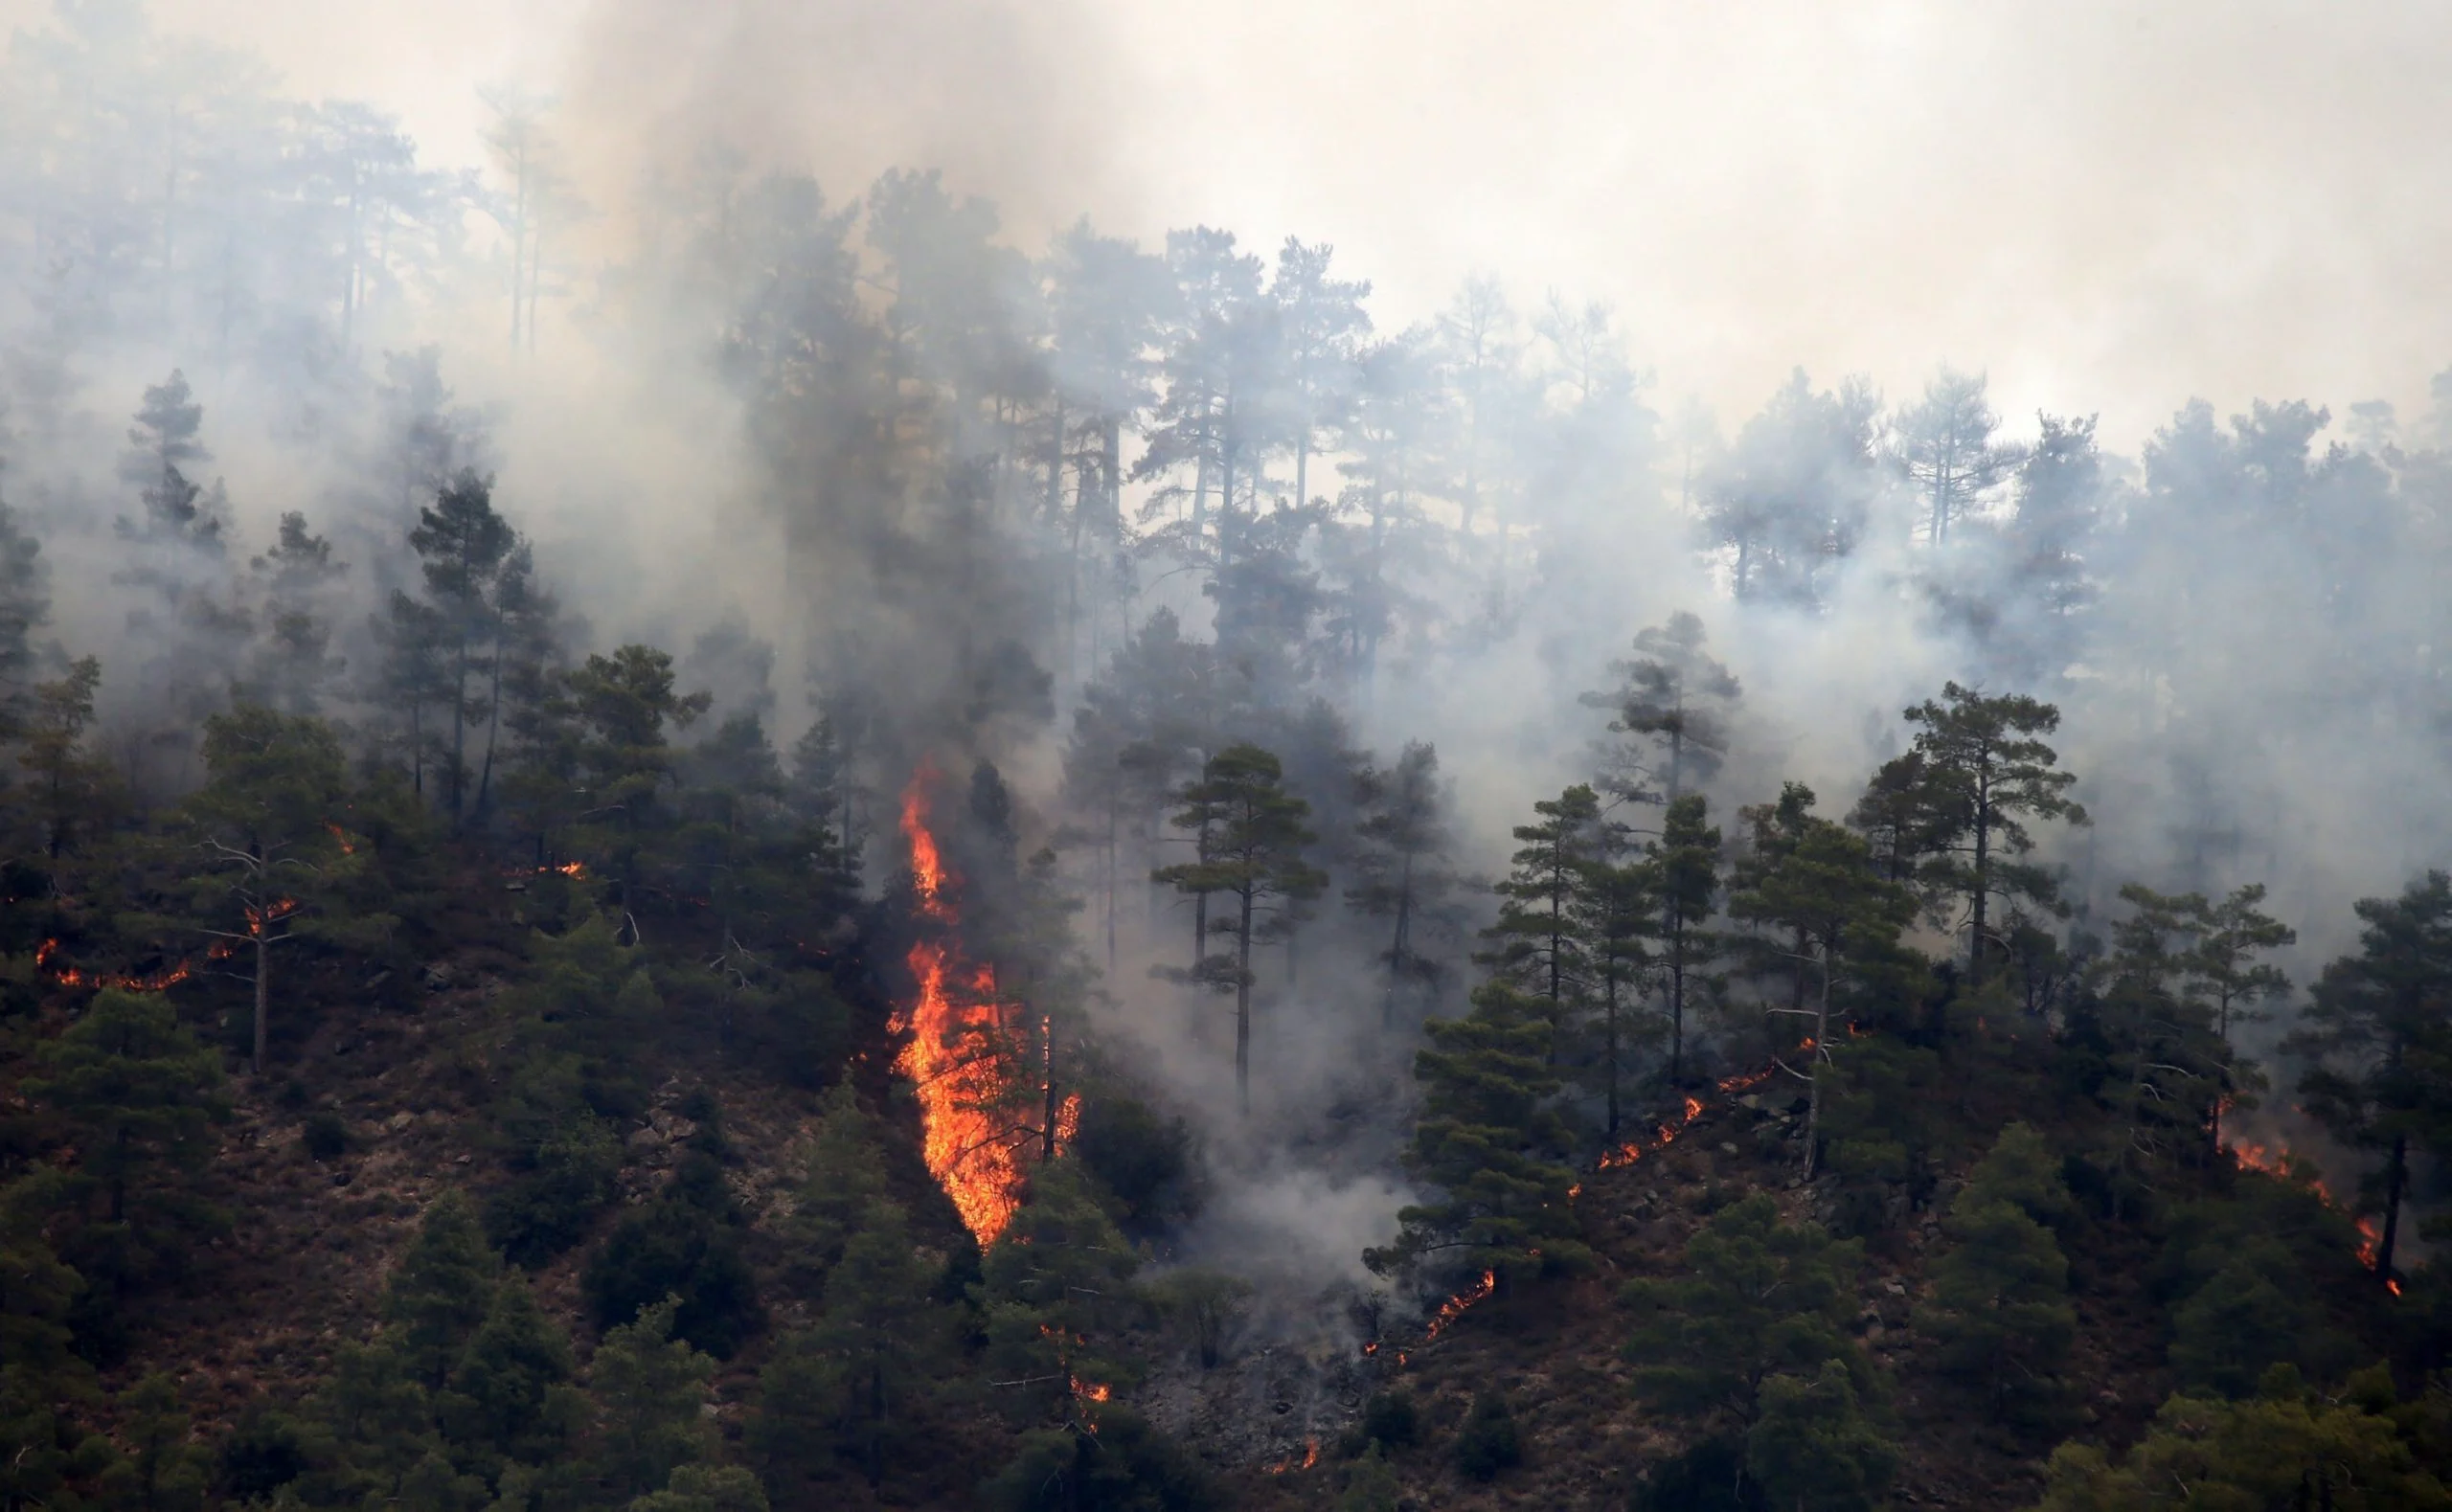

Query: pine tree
[0,487,48,743]
[1580,844,1657,1142]
[1653,793,1724,1085]
[1894,366,2022,548]
[1727,808,1916,1174]
[1582,610,1741,805]
[2185,883,2294,1147]
[1272,236,1372,512]
[585,1297,716,1504]
[1847,751,1950,891]
[27,990,230,1252]
[2032,1375,2452,1511]
[1744,1360,1896,1512]
[407,468,518,824]
[626,1464,771,1512]
[1366,981,1589,1286]
[1900,682,2087,987]
[1347,740,1458,1029]
[441,1272,581,1476]
[780,1082,890,1295]
[180,705,371,1074]
[1151,744,1323,1114]
[808,1200,950,1486]
[244,512,349,713]
[383,1191,500,1391]
[100,1372,209,1512]
[976,1163,1140,1427]
[2284,870,2452,1287]
[1481,784,1601,1060]
[2097,884,2237,1211]
[1914,1126,2077,1423]
[17,657,115,861]
[1623,1195,1871,1428]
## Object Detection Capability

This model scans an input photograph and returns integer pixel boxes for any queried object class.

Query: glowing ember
[1056,1091,1082,1150]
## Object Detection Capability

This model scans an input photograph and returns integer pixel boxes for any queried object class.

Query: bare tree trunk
[253,935,270,1075]
[1236,887,1255,1117]
[1804,945,1831,1178]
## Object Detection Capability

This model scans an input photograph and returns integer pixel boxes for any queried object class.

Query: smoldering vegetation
[10,4,2452,1501]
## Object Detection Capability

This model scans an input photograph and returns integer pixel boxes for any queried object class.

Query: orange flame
[1594,1094,1710,1175]
[2224,1132,2397,1286]
[1423,1269,1496,1342]
[36,937,220,992]
[891,768,1041,1247]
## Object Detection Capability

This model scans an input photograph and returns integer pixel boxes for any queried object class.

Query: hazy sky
[11,0,2449,448]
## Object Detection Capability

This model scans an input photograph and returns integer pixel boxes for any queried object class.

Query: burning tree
[894,768,1082,1246]
[2286,869,2452,1289]
[177,705,383,1075]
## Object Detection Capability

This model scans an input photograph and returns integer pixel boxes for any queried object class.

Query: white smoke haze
[7,0,2451,1325]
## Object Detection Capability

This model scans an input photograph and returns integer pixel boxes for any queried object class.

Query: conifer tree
[976,1163,1141,1426]
[245,512,349,713]
[1583,610,1741,806]
[27,990,230,1256]
[18,657,114,860]
[1347,740,1458,1029]
[1481,784,1600,1059]
[2185,883,2294,1146]
[383,1191,499,1391]
[1914,1124,2077,1422]
[407,468,516,824]
[1901,682,2087,987]
[1574,837,1655,1140]
[808,1200,950,1486]
[1366,981,1588,1286]
[2097,884,2238,1211]
[2285,870,2452,1287]
[1744,1360,1896,1512]
[1653,793,1723,1085]
[180,704,371,1074]
[100,1371,210,1512]
[1728,807,1916,1173]
[1151,744,1323,1113]
[1894,366,2021,548]
[1623,1195,1872,1431]
[585,1298,716,1504]
[442,1273,582,1477]
[0,487,48,742]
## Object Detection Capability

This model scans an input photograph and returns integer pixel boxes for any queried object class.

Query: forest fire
[1265,1438,1322,1475]
[1422,1269,1497,1341]
[2223,1131,2397,1293]
[1596,1095,1709,1171]
[35,935,243,992]
[891,770,1038,1247]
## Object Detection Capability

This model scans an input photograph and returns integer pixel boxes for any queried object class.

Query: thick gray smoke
[5,0,2448,1357]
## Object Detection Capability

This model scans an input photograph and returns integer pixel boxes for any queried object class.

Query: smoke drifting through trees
[11,0,2452,1418]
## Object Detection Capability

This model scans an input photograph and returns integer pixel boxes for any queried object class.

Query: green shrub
[1359,1389,1418,1450]
[301,1112,350,1162]
[1452,1391,1520,1482]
